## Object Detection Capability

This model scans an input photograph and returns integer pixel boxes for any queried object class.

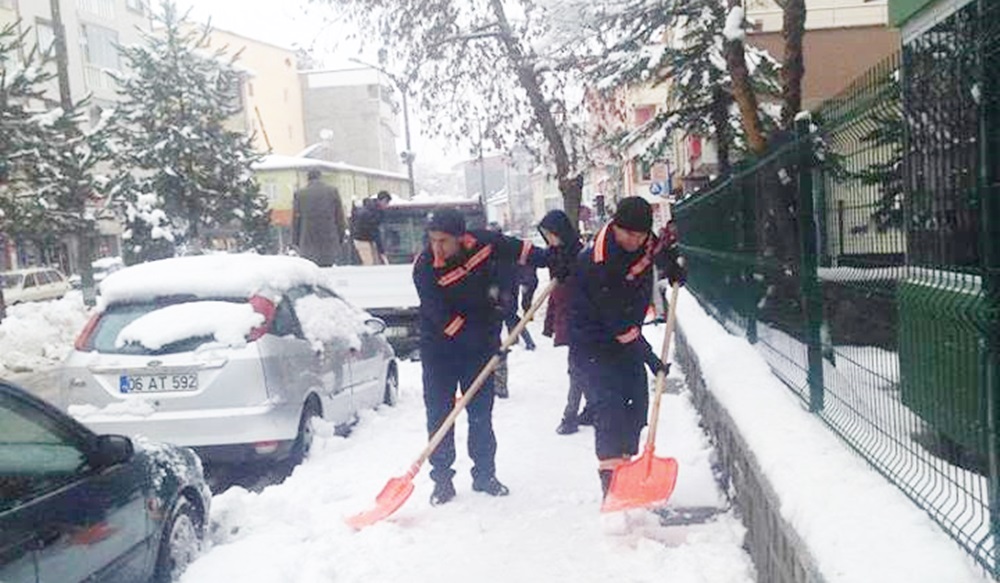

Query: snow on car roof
[98,254,325,306]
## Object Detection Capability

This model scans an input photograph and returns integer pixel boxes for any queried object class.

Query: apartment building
[15,0,152,115]
[300,66,403,173]
[195,27,306,156]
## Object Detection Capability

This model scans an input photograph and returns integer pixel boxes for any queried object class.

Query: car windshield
[1,273,23,289]
[85,296,251,355]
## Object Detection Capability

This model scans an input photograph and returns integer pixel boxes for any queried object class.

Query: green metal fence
[672,1,1000,575]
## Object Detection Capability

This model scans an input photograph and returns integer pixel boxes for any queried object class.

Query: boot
[555,418,578,435]
[472,475,510,497]
[599,470,613,499]
[430,479,456,506]
[577,408,595,426]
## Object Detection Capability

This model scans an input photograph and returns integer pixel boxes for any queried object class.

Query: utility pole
[50,0,96,306]
[349,56,416,198]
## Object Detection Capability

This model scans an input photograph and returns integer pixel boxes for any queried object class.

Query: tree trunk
[487,0,581,225]
[780,0,807,129]
[710,87,733,175]
[725,0,767,155]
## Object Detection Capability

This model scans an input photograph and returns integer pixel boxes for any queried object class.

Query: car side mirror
[365,317,387,335]
[92,435,134,468]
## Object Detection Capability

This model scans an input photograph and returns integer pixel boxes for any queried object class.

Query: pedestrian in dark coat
[292,169,346,267]
[567,197,686,498]
[537,210,589,435]
[413,208,548,505]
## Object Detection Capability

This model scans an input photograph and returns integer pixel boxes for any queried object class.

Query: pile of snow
[0,292,91,373]
[178,323,753,582]
[69,398,156,420]
[99,254,325,306]
[294,295,369,352]
[115,301,264,351]
[675,289,989,582]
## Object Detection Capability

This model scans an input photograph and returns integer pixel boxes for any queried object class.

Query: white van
[0,267,71,304]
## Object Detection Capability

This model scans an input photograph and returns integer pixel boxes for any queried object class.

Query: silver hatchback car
[61,254,399,466]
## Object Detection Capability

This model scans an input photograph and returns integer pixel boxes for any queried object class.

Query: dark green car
[0,381,210,582]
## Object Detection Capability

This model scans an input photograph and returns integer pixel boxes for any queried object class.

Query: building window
[634,105,655,126]
[77,0,115,20]
[125,0,145,14]
[80,23,119,69]
[634,159,653,183]
[35,19,55,53]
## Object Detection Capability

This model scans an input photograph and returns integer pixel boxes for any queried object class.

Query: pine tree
[110,1,271,264]
[0,22,109,247]
[583,0,781,175]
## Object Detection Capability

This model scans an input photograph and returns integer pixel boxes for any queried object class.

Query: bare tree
[322,0,588,223]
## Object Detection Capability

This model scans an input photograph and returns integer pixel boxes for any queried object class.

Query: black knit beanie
[613,197,653,233]
[427,208,466,236]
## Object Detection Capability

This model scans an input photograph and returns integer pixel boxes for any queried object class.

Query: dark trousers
[561,347,588,422]
[422,350,497,484]
[503,312,534,347]
[571,348,648,460]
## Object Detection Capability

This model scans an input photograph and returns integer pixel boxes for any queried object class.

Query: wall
[200,28,306,156]
[300,68,401,173]
[674,324,827,583]
[749,26,900,110]
[746,0,888,32]
[888,0,938,26]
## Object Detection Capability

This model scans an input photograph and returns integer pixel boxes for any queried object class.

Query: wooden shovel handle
[415,278,559,467]
[645,283,680,449]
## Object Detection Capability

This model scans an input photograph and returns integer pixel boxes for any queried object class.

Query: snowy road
[180,323,755,583]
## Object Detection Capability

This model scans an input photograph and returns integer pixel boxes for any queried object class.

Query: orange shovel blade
[601,451,679,513]
[345,474,415,530]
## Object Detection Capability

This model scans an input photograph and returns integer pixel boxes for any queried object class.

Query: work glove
[644,351,670,377]
[666,256,687,287]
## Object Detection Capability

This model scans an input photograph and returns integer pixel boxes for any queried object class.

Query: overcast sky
[176,0,464,172]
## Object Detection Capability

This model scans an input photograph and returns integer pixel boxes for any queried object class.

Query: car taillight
[247,296,276,341]
[74,313,101,351]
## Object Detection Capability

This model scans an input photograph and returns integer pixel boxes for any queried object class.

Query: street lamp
[348,56,416,199]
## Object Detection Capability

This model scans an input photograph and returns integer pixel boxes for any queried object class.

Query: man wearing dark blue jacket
[413,208,548,505]
[568,197,686,499]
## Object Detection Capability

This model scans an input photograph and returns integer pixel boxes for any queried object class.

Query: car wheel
[383,366,399,407]
[153,497,202,582]
[290,398,320,465]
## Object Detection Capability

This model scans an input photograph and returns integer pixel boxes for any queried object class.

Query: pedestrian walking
[351,191,392,265]
[567,197,686,499]
[291,169,346,267]
[413,208,549,505]
[536,210,590,435]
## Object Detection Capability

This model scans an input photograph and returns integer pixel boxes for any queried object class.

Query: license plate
[386,326,410,338]
[119,373,199,394]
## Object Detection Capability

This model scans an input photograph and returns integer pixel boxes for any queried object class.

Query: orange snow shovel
[601,283,681,513]
[346,279,558,530]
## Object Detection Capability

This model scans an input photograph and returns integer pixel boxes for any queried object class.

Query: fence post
[736,167,758,344]
[796,114,825,412]
[976,1,1000,571]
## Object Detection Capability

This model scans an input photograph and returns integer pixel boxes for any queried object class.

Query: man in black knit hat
[413,207,549,505]
[568,196,686,500]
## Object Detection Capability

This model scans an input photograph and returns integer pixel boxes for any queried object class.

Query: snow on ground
[180,322,755,583]
[675,289,990,583]
[0,291,91,374]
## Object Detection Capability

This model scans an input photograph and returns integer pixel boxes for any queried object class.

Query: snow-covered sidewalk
[180,322,755,583]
